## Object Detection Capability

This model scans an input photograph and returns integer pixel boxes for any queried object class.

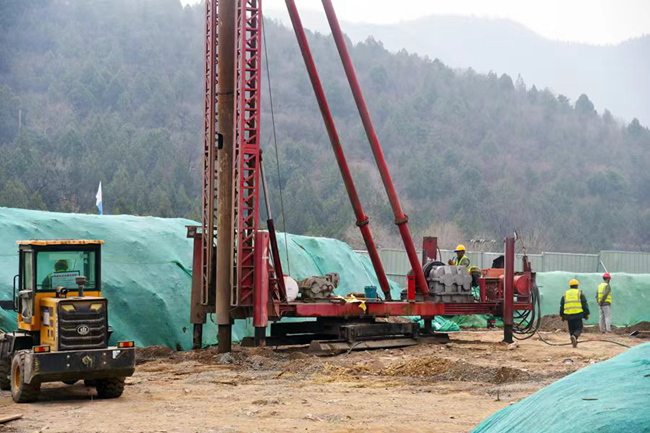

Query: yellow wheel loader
[0,240,135,403]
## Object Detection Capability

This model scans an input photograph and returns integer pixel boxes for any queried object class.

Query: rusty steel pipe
[285,0,392,299]
[321,0,428,299]
[216,0,237,353]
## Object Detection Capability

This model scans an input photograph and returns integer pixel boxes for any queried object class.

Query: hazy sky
[181,0,650,45]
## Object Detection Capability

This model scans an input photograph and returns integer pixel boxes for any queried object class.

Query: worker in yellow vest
[597,273,612,333]
[560,279,590,347]
[448,245,470,267]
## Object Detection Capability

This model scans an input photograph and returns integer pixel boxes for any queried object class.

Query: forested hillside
[1,0,649,253]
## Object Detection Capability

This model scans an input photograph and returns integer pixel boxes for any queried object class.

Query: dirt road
[0,329,640,433]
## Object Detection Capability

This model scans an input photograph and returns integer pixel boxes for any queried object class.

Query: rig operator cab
[0,240,135,403]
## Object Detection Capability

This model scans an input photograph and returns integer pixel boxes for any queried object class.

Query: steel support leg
[423,318,433,335]
[218,324,232,354]
[254,327,266,347]
[193,324,203,350]
[503,237,515,343]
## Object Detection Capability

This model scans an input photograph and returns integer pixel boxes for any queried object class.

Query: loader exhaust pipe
[75,276,87,298]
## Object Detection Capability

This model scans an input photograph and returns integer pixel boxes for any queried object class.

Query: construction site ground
[0,323,644,433]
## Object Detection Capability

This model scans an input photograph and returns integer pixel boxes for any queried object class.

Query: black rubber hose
[536,331,631,348]
[513,281,541,340]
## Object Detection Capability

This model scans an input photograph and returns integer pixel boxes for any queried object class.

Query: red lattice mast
[201,0,218,306]
[232,0,262,306]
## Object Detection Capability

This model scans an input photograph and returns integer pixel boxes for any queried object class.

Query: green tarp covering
[473,342,650,432]
[448,315,501,328]
[536,272,650,327]
[0,207,198,349]
[0,207,457,349]
[433,272,650,329]
[2,208,647,348]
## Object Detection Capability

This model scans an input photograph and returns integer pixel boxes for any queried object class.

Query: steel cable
[262,16,290,275]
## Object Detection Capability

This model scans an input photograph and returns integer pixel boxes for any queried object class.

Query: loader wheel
[11,352,40,403]
[0,357,11,390]
[95,377,125,399]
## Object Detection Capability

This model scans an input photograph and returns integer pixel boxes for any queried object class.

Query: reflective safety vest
[597,283,612,304]
[455,255,470,267]
[563,289,583,315]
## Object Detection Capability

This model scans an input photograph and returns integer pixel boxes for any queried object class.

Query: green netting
[536,272,650,326]
[0,207,458,349]
[447,315,501,328]
[412,317,460,332]
[473,342,650,432]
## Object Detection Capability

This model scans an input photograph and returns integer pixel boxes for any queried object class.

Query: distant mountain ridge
[265,9,650,125]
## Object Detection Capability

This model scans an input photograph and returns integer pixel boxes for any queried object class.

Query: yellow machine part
[39,297,59,349]
[37,296,105,352]
[16,239,104,246]
[18,291,101,332]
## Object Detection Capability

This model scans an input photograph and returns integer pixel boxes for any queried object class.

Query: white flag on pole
[96,182,103,215]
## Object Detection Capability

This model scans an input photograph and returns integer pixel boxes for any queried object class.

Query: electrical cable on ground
[536,331,630,348]
[346,341,363,355]
[262,17,290,275]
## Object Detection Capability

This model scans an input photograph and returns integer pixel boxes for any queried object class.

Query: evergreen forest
[1,0,650,252]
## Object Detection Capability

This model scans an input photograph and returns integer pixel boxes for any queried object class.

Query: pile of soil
[136,344,283,367]
[542,317,650,336]
[318,356,530,385]
[540,315,601,334]
[380,357,452,377]
[540,315,565,331]
[321,363,374,379]
[615,321,650,335]
[435,362,530,384]
[136,345,175,364]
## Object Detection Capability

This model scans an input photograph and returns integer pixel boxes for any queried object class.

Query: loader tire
[11,351,40,403]
[0,357,11,390]
[95,377,125,399]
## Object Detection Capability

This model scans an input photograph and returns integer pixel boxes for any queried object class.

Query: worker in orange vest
[560,279,590,347]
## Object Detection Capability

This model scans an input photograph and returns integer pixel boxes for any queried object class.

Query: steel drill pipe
[216,0,237,353]
[321,0,428,298]
[503,236,515,343]
[285,0,392,299]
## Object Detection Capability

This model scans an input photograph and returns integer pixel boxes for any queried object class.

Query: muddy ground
[0,328,641,433]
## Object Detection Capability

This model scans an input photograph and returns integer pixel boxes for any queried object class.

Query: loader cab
[14,240,102,331]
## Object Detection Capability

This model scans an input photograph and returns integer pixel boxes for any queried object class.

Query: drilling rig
[187,0,540,353]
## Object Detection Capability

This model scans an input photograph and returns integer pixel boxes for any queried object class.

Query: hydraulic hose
[513,281,542,340]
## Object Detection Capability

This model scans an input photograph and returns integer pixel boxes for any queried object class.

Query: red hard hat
[602,272,611,279]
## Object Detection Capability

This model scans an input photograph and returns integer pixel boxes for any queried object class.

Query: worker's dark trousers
[567,319,583,338]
